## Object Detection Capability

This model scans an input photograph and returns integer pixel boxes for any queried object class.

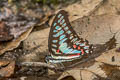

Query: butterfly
[46,10,93,63]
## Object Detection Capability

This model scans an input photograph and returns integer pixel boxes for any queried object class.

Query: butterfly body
[46,10,93,63]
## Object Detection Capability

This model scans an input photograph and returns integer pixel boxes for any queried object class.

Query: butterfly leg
[58,62,65,70]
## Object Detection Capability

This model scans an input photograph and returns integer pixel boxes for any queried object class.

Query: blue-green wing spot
[52,40,58,43]
[53,23,57,26]
[60,19,65,25]
[58,16,64,23]
[53,30,57,32]
[80,43,85,46]
[62,23,66,27]
[85,50,89,53]
[71,38,77,42]
[53,30,64,37]
[52,44,57,48]
[60,35,66,40]
[59,38,67,44]
[64,26,69,31]
[67,30,71,34]
[70,36,73,39]
[53,26,62,32]
[58,14,62,18]
[52,48,56,52]
[58,19,61,23]
[57,27,62,30]
[84,46,89,49]
[55,26,60,29]
[73,38,78,42]
[60,16,64,20]
[59,43,81,54]
[75,42,80,45]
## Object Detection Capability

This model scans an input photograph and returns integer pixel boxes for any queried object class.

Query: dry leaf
[72,14,120,46]
[0,7,36,55]
[0,21,13,41]
[58,69,98,80]
[23,28,49,51]
[0,60,15,77]
[0,60,9,67]
[94,0,120,15]
[95,48,120,66]
[49,0,103,25]
[22,28,49,62]
[0,27,33,55]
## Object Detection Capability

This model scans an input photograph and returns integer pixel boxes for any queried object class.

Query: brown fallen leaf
[95,48,120,66]
[0,60,15,77]
[0,60,9,67]
[58,69,98,80]
[0,7,36,55]
[0,21,13,41]
[72,14,120,46]
[49,0,103,25]
[94,0,120,15]
[23,28,49,52]
[0,27,33,55]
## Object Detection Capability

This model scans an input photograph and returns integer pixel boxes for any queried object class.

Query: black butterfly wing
[46,10,93,63]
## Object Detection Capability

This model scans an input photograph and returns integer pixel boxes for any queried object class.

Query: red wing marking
[69,53,80,57]
[57,49,60,53]
[81,49,84,55]
[78,46,81,50]
[73,45,77,48]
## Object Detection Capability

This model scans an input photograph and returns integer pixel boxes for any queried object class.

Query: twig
[18,62,55,69]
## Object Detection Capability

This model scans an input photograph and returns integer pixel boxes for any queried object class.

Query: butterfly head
[45,55,51,63]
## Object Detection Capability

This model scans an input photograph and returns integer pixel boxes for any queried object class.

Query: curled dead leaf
[0,60,9,67]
